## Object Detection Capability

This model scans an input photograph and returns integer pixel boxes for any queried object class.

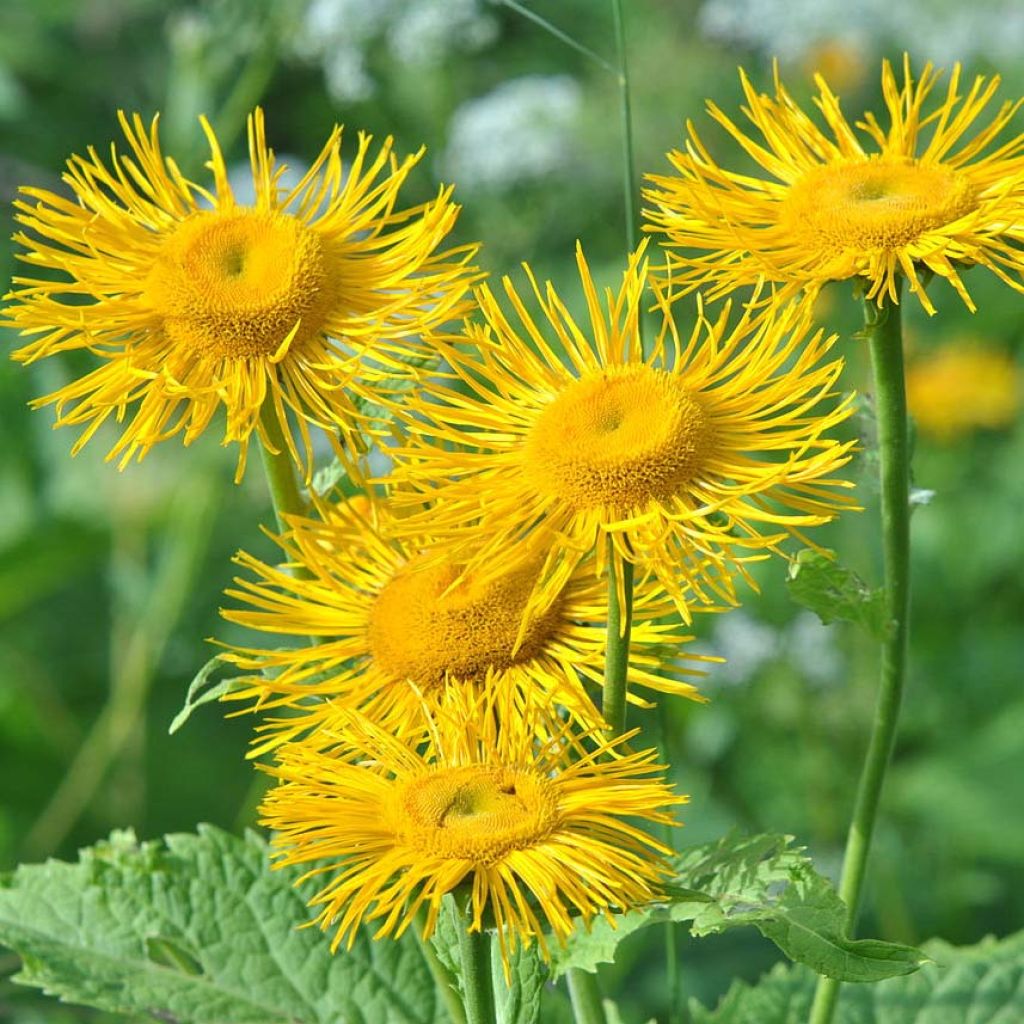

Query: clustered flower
[5,56,1023,972]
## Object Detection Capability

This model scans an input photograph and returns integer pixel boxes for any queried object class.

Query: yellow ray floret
[645,55,1024,315]
[218,492,711,755]
[385,243,857,620]
[4,109,478,479]
[260,681,685,974]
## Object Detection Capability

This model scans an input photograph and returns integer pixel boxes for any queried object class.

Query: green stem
[455,910,495,1024]
[809,288,911,1024]
[611,0,639,256]
[567,970,606,1024]
[258,402,308,529]
[601,539,634,736]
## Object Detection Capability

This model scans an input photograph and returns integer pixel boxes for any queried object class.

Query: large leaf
[0,825,447,1024]
[551,833,925,983]
[786,549,890,640]
[690,930,1024,1023]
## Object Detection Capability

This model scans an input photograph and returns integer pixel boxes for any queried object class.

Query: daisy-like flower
[260,681,684,971]
[219,491,710,755]
[906,342,1020,441]
[4,109,477,480]
[645,56,1024,315]
[385,243,856,618]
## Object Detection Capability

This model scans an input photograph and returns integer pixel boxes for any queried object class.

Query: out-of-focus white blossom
[293,0,497,104]
[698,0,1024,67]
[707,611,779,687]
[441,74,583,192]
[785,611,845,687]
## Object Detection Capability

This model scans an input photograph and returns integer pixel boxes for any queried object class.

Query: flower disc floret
[524,365,714,509]
[393,766,558,863]
[368,558,563,684]
[782,159,977,257]
[145,209,337,360]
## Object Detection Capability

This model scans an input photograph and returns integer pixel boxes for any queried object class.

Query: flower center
[522,365,714,510]
[781,158,977,252]
[367,557,562,685]
[392,765,559,862]
[145,209,337,359]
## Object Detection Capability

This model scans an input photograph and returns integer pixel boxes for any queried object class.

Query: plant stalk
[601,540,635,735]
[455,913,496,1024]
[809,288,911,1024]
[257,402,309,529]
[611,0,639,257]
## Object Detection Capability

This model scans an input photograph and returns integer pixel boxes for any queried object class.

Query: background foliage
[0,1,1021,1020]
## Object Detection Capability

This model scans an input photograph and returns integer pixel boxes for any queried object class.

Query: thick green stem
[455,912,495,1024]
[567,970,606,1024]
[601,540,635,735]
[257,402,308,529]
[809,289,911,1024]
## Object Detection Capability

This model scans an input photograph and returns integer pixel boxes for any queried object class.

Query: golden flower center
[782,159,978,251]
[393,765,559,862]
[522,365,714,510]
[367,558,562,684]
[145,209,337,359]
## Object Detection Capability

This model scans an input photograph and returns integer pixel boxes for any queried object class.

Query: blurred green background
[1,1,1022,1021]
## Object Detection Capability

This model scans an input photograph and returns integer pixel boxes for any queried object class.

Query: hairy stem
[809,288,911,1024]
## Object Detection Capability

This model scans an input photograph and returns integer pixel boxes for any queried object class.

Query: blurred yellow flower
[645,57,1024,315]
[4,110,477,480]
[260,682,684,972]
[219,492,710,755]
[906,343,1020,441]
[386,244,856,620]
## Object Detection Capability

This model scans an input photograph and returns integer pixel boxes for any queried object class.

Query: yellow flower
[4,110,477,480]
[260,681,684,972]
[906,342,1020,441]
[645,57,1024,315]
[385,244,856,619]
[219,492,710,755]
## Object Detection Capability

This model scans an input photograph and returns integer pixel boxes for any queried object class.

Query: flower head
[219,491,709,754]
[906,342,1020,441]
[261,681,684,971]
[5,110,477,479]
[385,244,856,619]
[645,57,1024,315]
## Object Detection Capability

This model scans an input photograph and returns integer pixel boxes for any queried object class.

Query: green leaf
[551,833,925,983]
[690,930,1024,1023]
[786,548,890,640]
[0,825,447,1024]
[168,655,245,734]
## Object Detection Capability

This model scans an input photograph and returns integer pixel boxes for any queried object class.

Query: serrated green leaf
[0,825,447,1024]
[786,549,891,640]
[690,930,1024,1023]
[551,833,925,983]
